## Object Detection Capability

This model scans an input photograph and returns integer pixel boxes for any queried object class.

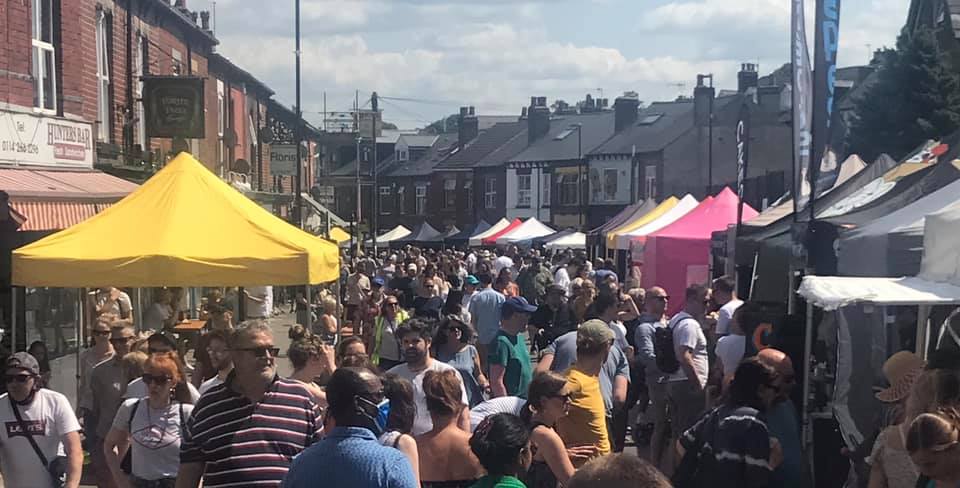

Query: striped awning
[9,200,115,231]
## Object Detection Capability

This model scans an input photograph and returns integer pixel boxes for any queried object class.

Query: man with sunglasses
[758,348,801,488]
[89,324,137,488]
[123,333,201,402]
[283,367,417,488]
[0,352,82,487]
[633,287,670,469]
[177,321,322,488]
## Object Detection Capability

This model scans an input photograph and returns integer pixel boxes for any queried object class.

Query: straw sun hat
[875,351,925,403]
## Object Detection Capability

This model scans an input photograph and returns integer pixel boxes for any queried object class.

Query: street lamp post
[293,0,303,228]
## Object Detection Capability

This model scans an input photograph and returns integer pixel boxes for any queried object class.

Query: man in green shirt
[489,297,536,398]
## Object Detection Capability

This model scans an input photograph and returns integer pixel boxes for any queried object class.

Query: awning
[10,200,115,231]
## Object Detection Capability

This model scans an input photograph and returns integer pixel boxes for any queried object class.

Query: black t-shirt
[530,302,577,342]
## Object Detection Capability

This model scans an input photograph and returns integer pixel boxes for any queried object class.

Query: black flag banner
[736,101,751,229]
[810,0,842,213]
[791,0,814,219]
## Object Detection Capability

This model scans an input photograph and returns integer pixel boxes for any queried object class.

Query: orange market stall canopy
[12,153,340,287]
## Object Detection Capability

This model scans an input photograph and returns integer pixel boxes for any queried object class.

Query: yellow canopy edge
[12,152,340,287]
[328,227,351,243]
[605,197,679,249]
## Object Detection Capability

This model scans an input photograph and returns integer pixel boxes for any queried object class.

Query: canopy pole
[917,305,931,359]
[11,287,16,352]
[801,301,814,450]
[76,288,83,410]
[133,288,143,332]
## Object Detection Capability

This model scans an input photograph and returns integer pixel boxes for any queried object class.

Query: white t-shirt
[124,378,201,403]
[387,360,470,435]
[494,256,514,275]
[198,376,224,396]
[716,334,747,378]
[554,267,571,296]
[470,396,526,432]
[244,285,273,318]
[667,313,710,387]
[715,299,744,336]
[111,398,194,480]
[0,389,80,487]
[609,321,629,353]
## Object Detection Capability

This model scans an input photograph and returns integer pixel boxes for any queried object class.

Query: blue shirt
[469,287,505,344]
[766,400,802,488]
[282,427,417,488]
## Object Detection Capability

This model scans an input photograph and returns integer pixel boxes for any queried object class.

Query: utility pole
[371,92,379,254]
[293,0,303,228]
[355,90,361,257]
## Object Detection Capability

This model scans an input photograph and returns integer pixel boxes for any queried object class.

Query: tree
[849,27,960,161]
[423,114,459,135]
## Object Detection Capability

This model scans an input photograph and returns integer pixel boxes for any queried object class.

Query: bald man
[633,286,669,471]
[757,349,801,488]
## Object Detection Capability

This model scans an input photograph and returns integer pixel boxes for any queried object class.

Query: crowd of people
[7,244,960,488]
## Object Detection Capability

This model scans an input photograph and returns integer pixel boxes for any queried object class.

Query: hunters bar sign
[143,76,206,139]
[0,110,93,167]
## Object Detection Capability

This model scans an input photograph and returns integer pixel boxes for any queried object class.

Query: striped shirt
[680,405,772,488]
[180,374,322,487]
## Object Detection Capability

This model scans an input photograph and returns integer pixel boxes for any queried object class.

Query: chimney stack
[200,11,211,30]
[527,96,550,144]
[613,91,640,132]
[190,11,199,24]
[458,106,479,149]
[175,0,186,8]
[738,63,759,93]
[694,74,715,127]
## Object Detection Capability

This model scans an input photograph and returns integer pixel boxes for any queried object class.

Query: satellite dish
[259,126,274,144]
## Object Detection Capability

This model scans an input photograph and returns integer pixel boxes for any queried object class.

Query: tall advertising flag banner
[811,0,842,207]
[792,0,814,218]
[736,101,751,230]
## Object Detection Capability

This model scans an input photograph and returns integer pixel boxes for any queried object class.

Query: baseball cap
[465,275,480,286]
[577,319,615,350]
[407,263,418,273]
[5,352,40,376]
[502,296,538,317]
[372,276,386,287]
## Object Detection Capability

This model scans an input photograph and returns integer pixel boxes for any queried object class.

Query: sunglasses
[4,374,33,384]
[234,346,280,358]
[92,329,111,336]
[142,374,173,385]
[148,347,173,354]
[652,296,669,301]
[109,337,135,344]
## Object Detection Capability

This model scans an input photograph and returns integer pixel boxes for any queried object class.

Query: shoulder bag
[10,396,68,488]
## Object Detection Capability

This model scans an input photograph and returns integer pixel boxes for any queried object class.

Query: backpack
[654,313,688,374]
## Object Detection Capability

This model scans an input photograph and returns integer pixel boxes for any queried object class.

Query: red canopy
[642,188,758,313]
[482,218,522,246]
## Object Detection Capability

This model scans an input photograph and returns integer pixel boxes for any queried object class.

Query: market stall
[445,221,490,247]
[604,196,679,250]
[495,218,555,245]
[585,199,656,255]
[369,225,412,245]
[619,194,700,251]
[391,222,446,247]
[469,218,511,247]
[480,218,522,246]
[544,232,586,250]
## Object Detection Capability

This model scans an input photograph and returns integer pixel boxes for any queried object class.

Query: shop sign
[0,110,93,167]
[270,145,303,176]
[143,76,205,138]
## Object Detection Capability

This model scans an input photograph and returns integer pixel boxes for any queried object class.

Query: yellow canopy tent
[606,196,679,249]
[12,153,340,287]
[328,226,351,245]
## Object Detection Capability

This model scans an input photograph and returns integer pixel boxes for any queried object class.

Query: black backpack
[654,313,688,374]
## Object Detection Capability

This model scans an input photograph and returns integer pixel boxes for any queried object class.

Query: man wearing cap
[460,275,480,324]
[489,297,536,398]
[0,352,83,487]
[469,272,506,369]
[556,320,614,464]
[530,284,577,350]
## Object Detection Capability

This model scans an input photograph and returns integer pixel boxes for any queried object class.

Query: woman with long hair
[27,340,52,388]
[907,406,960,487]
[380,373,421,486]
[287,325,332,404]
[868,352,929,488]
[469,413,533,488]
[434,317,488,407]
[520,372,596,488]
[103,353,195,488]
[417,369,484,488]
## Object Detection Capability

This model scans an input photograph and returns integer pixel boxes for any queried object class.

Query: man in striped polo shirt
[176,321,322,488]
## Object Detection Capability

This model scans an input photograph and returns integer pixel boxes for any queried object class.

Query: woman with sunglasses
[520,372,595,488]
[103,353,194,488]
[434,317,488,408]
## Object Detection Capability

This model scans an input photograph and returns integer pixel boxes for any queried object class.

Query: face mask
[357,396,391,436]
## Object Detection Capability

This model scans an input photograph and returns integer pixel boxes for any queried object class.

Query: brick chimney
[200,11,211,30]
[694,74,715,127]
[458,106,479,149]
[613,91,640,132]
[175,0,186,8]
[738,63,759,93]
[528,96,550,144]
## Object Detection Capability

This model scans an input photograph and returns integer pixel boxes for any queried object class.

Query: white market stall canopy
[616,194,699,250]
[496,218,556,245]
[469,218,510,247]
[799,201,960,310]
[545,232,586,250]
[369,225,411,244]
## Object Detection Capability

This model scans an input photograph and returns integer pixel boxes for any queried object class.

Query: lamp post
[293,0,303,228]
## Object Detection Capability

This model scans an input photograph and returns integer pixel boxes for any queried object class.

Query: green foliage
[849,26,960,161]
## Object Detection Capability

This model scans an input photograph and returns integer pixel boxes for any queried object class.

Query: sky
[197,0,908,130]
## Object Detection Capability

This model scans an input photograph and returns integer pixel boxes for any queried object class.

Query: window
[559,173,579,205]
[464,180,473,211]
[95,10,112,141]
[443,179,457,209]
[171,49,183,75]
[217,80,225,169]
[638,114,663,125]
[645,165,658,200]
[553,129,574,140]
[398,186,406,214]
[541,173,551,207]
[603,168,618,202]
[31,0,57,112]
[135,33,148,149]
[415,185,427,215]
[396,149,407,161]
[517,174,531,208]
[484,177,497,209]
[379,186,392,214]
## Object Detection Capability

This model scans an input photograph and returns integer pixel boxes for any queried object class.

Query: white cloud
[641,0,790,31]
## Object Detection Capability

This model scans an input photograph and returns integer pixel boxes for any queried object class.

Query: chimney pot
[458,106,479,149]
[460,106,469,117]
[175,0,185,8]
[738,63,760,93]
[527,96,551,144]
[469,106,475,116]
[521,106,528,118]
[190,11,199,24]
[200,10,210,30]
[613,92,640,132]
